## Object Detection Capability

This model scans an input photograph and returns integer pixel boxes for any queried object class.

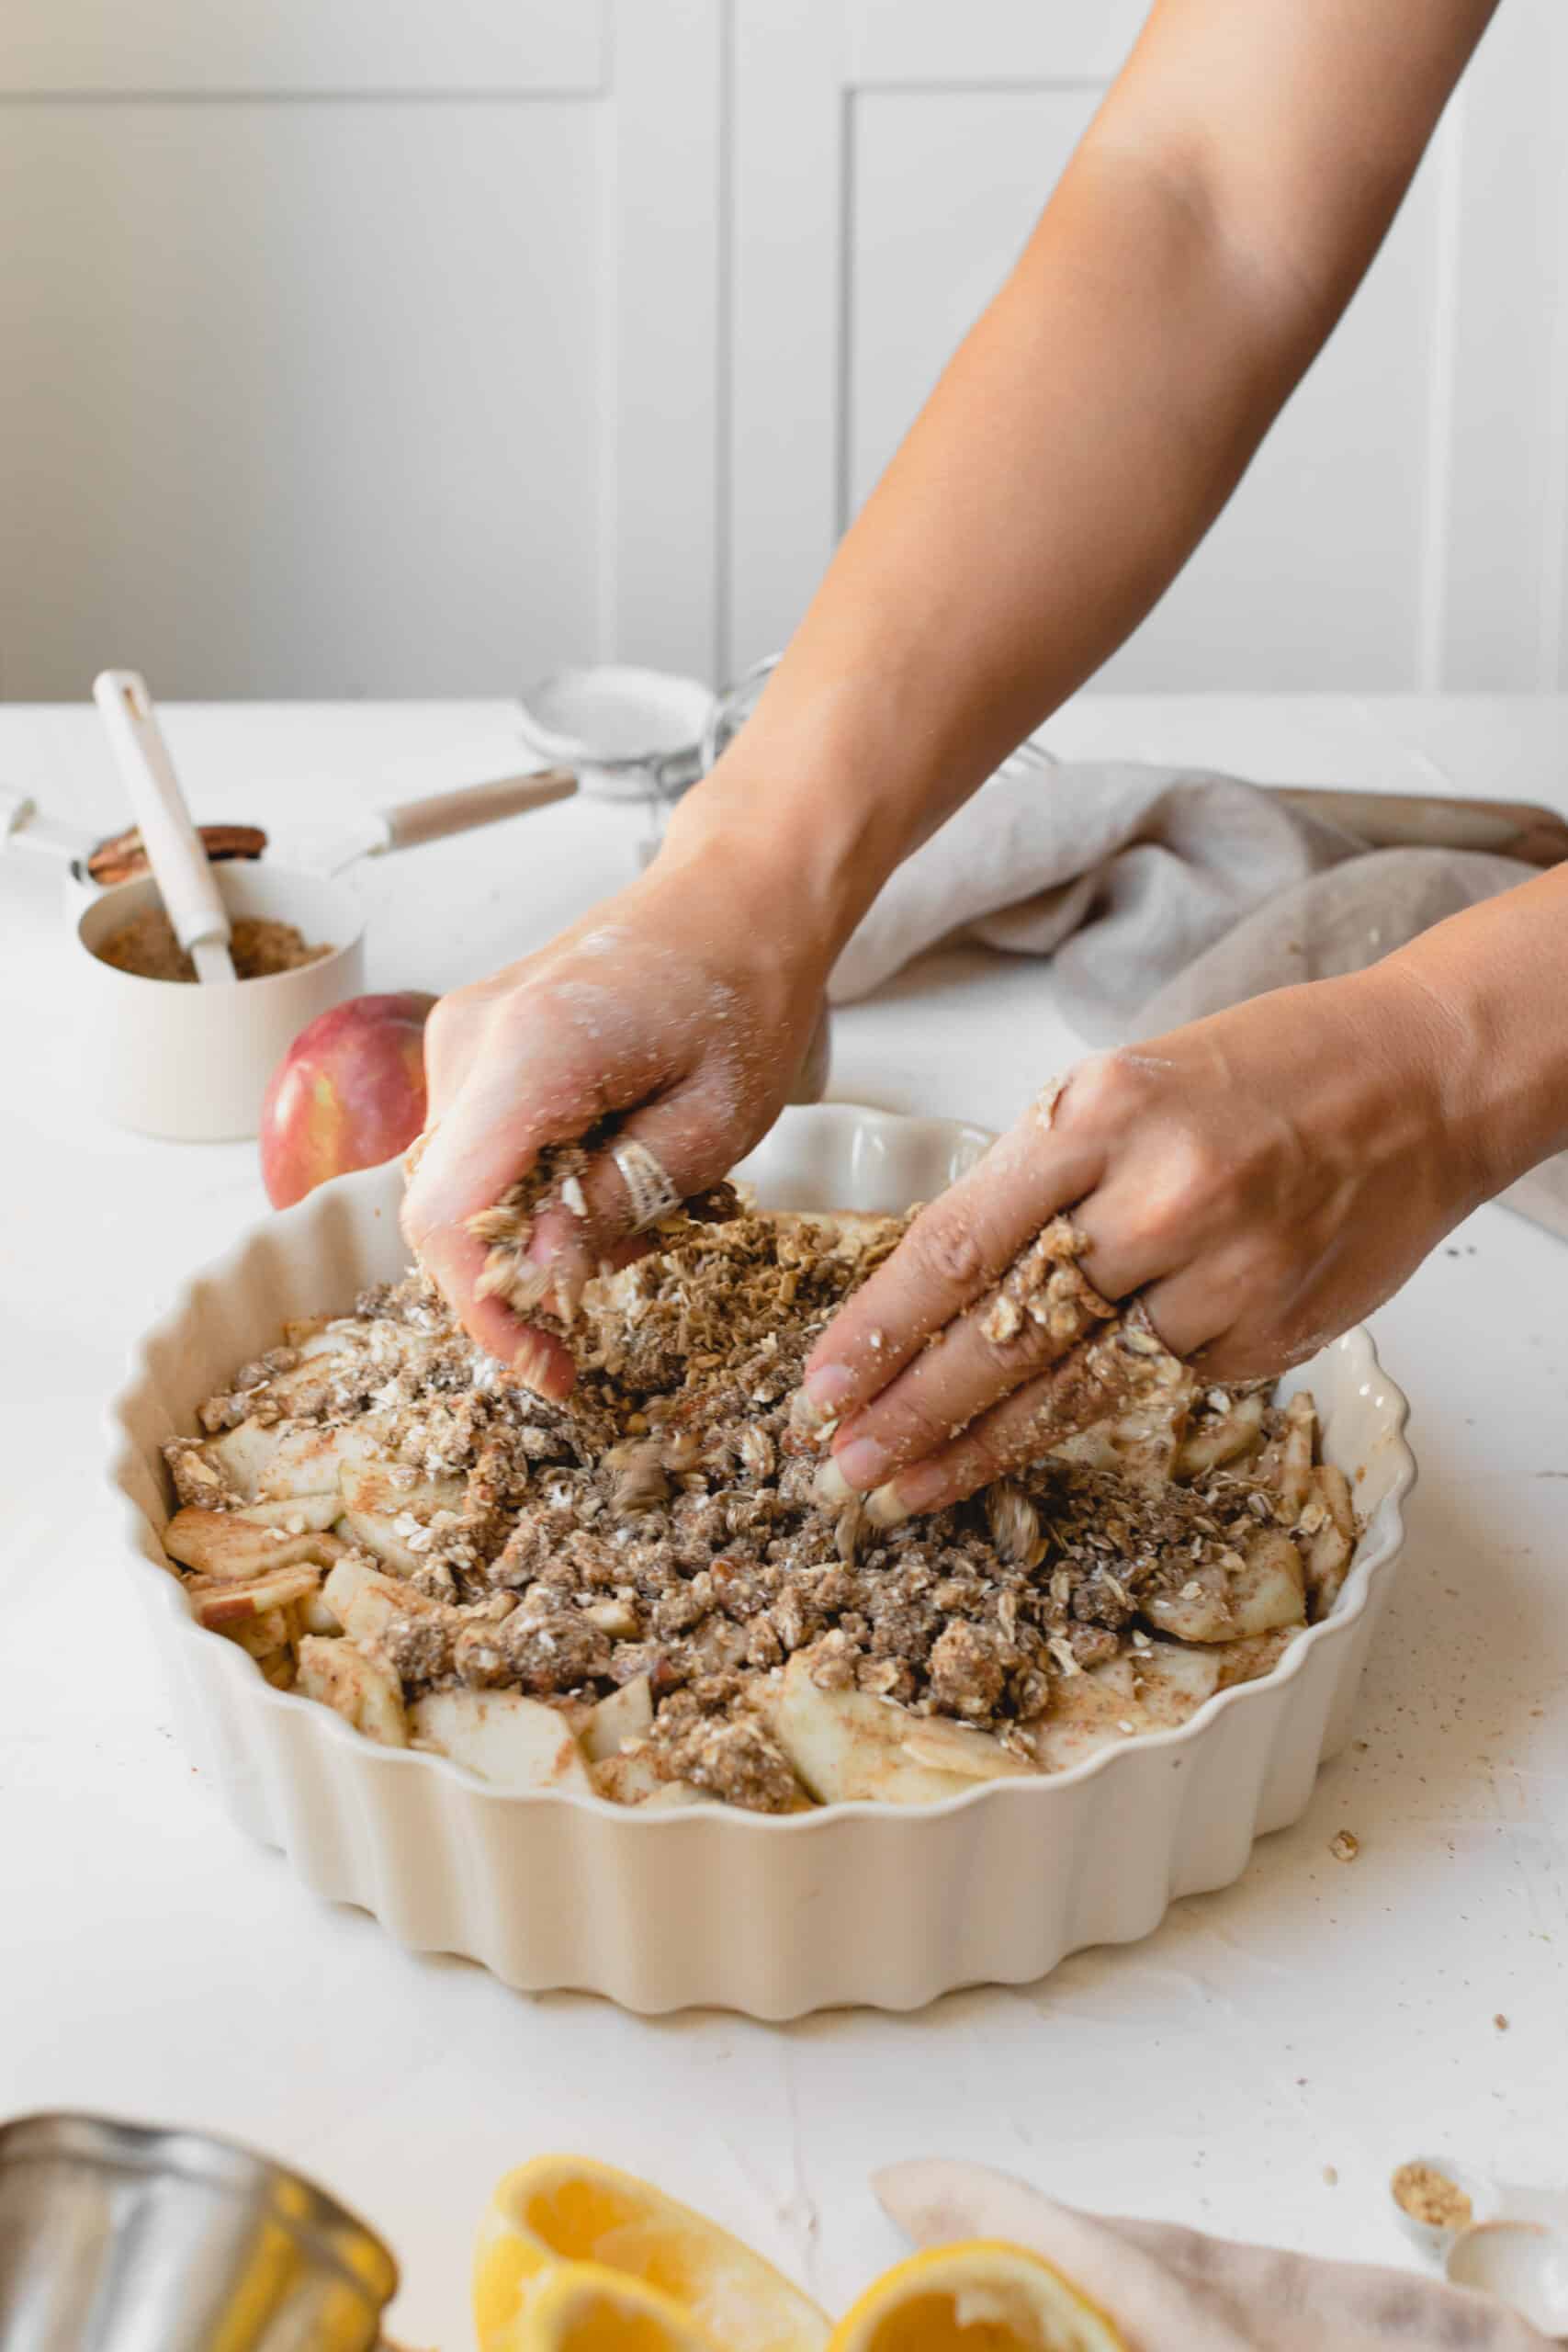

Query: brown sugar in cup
[95,907,333,984]
[73,865,366,1140]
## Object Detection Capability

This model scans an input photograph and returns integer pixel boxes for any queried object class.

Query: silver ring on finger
[612,1139,682,1233]
[1117,1290,1192,1375]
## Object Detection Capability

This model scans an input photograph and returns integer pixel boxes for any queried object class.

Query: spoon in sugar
[92,668,236,983]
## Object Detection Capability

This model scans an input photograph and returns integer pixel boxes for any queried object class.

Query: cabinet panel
[3,0,1563,698]
[0,102,604,695]
[849,0,1145,87]
[1438,0,1568,688]
[0,0,604,96]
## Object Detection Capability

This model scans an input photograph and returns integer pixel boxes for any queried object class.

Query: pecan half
[87,822,267,886]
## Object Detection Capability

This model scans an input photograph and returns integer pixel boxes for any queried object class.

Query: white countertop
[2,694,1565,2346]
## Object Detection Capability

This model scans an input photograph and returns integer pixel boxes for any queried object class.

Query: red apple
[260,990,436,1209]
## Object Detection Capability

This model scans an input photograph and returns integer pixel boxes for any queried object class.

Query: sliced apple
[1229,1527,1307,1636]
[1303,1463,1356,1615]
[1174,1390,1267,1479]
[409,1689,593,1794]
[204,1416,287,1500]
[1048,1424,1122,1476]
[254,1419,390,1501]
[1029,1663,1151,1772]
[321,1554,444,1645]
[233,1494,342,1533]
[592,1747,667,1804]
[582,1676,654,1763]
[1131,1638,1224,1721]
[896,1714,1039,1781]
[1213,1625,1304,1689]
[1144,1562,1236,1644]
[761,1656,1032,1805]
[297,1635,408,1746]
[638,1780,711,1811]
[339,1509,425,1577]
[164,1508,337,1582]
[186,1562,321,1628]
[338,1462,466,1518]
[230,1610,290,1661]
[248,1354,358,1419]
[296,1586,344,1637]
[1259,1391,1315,1519]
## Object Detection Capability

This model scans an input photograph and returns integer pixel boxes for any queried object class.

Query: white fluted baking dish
[106,1104,1414,2018]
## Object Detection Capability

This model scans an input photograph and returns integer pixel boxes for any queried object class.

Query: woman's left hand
[801,966,1483,1523]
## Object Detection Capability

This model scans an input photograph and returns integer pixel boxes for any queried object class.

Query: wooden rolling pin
[1272,786,1568,867]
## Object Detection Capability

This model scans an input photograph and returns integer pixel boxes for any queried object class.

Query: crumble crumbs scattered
[167,1204,1348,1813]
[1391,2162,1473,2231]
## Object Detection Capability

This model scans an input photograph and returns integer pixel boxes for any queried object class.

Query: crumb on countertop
[1391,2161,1473,2232]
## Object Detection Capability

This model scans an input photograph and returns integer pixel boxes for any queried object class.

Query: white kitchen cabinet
[726,0,1568,695]
[0,0,723,697]
[1,0,1564,698]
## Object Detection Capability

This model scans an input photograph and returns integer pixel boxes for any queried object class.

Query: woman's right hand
[400,842,833,1396]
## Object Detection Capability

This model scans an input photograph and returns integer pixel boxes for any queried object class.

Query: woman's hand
[401,843,833,1395]
[804,967,1483,1523]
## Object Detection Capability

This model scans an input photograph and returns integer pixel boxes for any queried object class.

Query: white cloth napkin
[829,760,1566,1239]
[875,2158,1554,2350]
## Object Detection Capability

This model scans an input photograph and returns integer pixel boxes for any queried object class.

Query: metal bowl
[0,2112,396,2352]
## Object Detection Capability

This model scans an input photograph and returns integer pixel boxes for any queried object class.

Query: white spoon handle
[93,671,236,982]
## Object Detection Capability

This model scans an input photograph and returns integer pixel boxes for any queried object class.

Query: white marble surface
[2,695,1565,2347]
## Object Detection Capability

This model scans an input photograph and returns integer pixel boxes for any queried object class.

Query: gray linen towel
[829,761,1564,1239]
[875,2157,1556,2349]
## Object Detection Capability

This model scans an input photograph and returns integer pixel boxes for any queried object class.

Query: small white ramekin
[106,1105,1415,2017]
[73,865,367,1142]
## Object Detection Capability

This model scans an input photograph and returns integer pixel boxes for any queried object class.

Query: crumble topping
[1391,2163,1473,2232]
[160,1204,1357,1813]
[468,1131,739,1319]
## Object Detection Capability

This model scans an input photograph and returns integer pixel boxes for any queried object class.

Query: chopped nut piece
[87,820,266,886]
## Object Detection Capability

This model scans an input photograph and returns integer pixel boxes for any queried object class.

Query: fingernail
[789,1387,831,1437]
[866,1463,948,1528]
[510,1337,555,1394]
[812,1457,854,1509]
[804,1363,856,1413]
[865,1481,910,1530]
[833,1435,889,1489]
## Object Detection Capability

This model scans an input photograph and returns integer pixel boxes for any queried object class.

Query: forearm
[1375,864,1568,1201]
[665,143,1310,951]
[660,0,1493,966]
